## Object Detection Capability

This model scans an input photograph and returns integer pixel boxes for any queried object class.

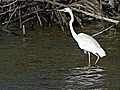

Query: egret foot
[95,65,105,70]
[95,64,100,69]
[86,65,91,71]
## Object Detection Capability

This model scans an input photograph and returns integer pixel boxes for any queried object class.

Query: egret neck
[69,11,77,41]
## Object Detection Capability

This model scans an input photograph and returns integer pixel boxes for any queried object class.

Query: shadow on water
[64,66,107,89]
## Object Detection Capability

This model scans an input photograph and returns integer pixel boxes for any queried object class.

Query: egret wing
[76,33,101,53]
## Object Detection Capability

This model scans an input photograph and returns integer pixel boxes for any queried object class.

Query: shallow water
[0,26,120,90]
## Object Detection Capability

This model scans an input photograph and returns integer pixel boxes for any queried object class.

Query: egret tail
[97,48,106,58]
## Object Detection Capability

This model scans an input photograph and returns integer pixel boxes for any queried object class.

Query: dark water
[0,27,120,90]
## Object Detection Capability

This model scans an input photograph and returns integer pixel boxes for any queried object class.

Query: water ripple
[64,66,107,89]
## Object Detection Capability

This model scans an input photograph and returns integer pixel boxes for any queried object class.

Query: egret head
[63,8,71,13]
[58,7,72,13]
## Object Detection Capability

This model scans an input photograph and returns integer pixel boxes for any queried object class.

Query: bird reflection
[64,66,107,89]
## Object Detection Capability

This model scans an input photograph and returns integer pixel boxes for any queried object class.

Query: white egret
[58,8,106,67]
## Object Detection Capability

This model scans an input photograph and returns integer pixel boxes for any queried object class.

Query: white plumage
[58,8,106,66]
[77,33,106,58]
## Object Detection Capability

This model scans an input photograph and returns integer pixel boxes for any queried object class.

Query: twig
[0,2,33,16]
[56,12,65,31]
[19,7,22,29]
[74,14,84,28]
[5,6,19,29]
[34,6,42,27]
[2,8,44,25]
[1,27,19,36]
[0,0,17,8]
[92,24,115,37]
[71,7,120,24]
[22,17,35,24]
[45,1,119,24]
[62,13,68,27]
[22,25,26,36]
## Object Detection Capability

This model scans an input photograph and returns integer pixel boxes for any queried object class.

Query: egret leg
[95,54,100,65]
[88,52,91,67]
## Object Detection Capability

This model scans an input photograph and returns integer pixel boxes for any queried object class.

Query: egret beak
[57,9,64,12]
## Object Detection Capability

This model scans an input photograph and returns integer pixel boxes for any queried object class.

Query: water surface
[0,26,120,89]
